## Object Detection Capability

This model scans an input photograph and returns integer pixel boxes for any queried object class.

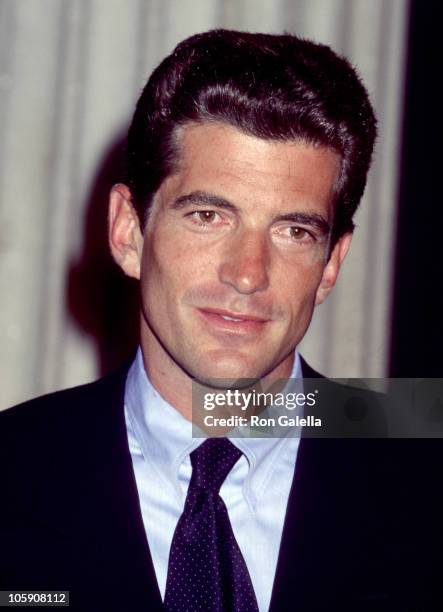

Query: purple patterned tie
[164,438,259,611]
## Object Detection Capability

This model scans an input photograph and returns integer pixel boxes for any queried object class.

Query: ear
[315,232,353,305]
[108,183,143,279]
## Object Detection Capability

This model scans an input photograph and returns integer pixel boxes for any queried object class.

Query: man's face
[112,122,351,387]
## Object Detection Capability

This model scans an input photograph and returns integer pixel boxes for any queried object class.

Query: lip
[197,307,269,334]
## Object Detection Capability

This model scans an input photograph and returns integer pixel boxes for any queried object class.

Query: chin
[189,352,267,389]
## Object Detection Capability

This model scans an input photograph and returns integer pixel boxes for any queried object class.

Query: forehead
[158,122,340,216]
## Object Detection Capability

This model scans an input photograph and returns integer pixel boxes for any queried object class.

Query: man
[1,29,441,611]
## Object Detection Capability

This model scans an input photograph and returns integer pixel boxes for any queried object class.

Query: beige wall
[0,0,409,410]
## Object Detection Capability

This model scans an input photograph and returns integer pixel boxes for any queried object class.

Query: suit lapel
[70,367,164,610]
[268,437,339,610]
[269,359,390,609]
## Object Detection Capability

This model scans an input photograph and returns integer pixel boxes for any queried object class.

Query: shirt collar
[125,348,301,505]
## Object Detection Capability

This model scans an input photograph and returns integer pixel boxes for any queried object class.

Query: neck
[140,326,194,420]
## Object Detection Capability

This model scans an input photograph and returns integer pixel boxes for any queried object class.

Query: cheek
[140,230,205,302]
[278,261,324,316]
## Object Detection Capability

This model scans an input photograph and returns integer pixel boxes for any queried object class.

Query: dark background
[390,0,442,376]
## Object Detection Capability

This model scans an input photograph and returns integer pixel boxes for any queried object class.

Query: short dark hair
[126,29,377,245]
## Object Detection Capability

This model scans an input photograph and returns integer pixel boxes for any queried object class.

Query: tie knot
[190,438,242,494]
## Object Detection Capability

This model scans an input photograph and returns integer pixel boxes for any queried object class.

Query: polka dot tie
[164,438,259,611]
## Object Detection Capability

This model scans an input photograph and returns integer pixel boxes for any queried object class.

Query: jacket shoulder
[0,367,129,449]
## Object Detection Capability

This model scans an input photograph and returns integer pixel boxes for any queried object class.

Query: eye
[272,224,318,249]
[283,226,315,242]
[289,227,311,240]
[194,210,218,223]
[185,210,225,227]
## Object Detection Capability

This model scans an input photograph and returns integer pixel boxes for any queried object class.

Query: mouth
[197,307,269,335]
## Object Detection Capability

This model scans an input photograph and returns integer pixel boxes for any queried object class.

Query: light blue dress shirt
[124,348,302,612]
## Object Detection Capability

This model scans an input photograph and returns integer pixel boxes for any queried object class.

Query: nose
[218,230,270,294]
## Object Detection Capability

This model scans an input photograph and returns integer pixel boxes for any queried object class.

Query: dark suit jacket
[1,361,442,611]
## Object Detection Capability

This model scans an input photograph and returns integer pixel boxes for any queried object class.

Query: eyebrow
[171,190,331,234]
[172,191,238,213]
